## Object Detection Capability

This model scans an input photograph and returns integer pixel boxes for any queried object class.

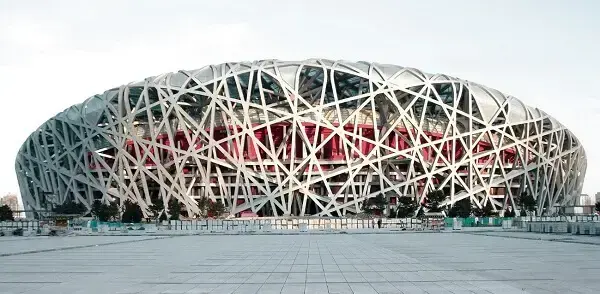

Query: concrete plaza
[1,232,599,293]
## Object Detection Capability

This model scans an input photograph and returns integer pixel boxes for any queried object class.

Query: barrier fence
[93,217,511,232]
[444,217,508,228]
[524,221,600,235]
[3,215,600,235]
[0,221,40,231]
[525,215,599,222]
[109,218,428,232]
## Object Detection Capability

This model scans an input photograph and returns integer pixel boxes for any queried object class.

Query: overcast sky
[0,0,598,199]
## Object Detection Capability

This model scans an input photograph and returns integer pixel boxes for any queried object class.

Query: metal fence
[8,215,598,235]
[0,221,40,231]
[1,218,431,235]
[163,218,426,231]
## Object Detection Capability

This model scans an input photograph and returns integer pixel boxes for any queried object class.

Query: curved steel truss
[16,59,587,218]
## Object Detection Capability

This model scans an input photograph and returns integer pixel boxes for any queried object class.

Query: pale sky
[0,0,598,200]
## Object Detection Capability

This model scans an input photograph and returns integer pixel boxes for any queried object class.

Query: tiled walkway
[1,232,599,293]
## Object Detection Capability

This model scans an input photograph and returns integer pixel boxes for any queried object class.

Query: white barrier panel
[453,218,462,230]
[526,221,580,234]
[299,223,308,232]
[147,217,444,233]
[0,221,40,231]
[262,223,272,232]
[502,219,512,229]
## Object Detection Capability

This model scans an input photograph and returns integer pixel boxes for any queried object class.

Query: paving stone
[1,232,600,293]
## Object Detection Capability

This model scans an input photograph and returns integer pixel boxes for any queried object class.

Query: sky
[0,0,598,200]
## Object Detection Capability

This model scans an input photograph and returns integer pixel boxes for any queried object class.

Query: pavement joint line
[462,232,600,246]
[0,263,136,267]
[193,261,485,264]
[139,278,555,285]
[0,237,49,242]
[0,281,62,284]
[0,228,507,238]
[0,271,104,274]
[0,236,176,257]
[169,269,512,274]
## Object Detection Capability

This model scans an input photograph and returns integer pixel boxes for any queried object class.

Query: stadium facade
[15,59,587,219]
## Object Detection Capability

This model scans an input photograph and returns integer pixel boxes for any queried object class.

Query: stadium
[15,59,587,219]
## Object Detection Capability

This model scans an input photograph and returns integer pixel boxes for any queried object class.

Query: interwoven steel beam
[15,59,587,218]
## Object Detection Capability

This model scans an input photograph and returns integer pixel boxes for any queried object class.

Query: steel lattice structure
[16,59,586,218]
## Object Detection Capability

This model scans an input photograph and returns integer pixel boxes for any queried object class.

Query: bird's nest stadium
[15,59,587,219]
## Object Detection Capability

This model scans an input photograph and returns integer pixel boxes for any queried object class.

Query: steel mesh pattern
[15,59,586,218]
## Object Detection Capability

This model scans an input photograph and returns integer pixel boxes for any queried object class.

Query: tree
[91,200,103,219]
[106,202,120,221]
[505,197,517,217]
[373,194,388,213]
[395,196,418,218]
[0,205,14,221]
[208,201,226,218]
[92,200,109,222]
[168,199,182,220]
[424,190,445,213]
[472,202,498,217]
[517,192,536,215]
[388,207,397,218]
[148,199,166,223]
[504,208,516,217]
[362,194,388,215]
[362,201,373,215]
[196,196,210,218]
[52,200,87,215]
[91,200,120,222]
[595,202,600,214]
[448,198,471,218]
[121,200,143,223]
[416,206,425,217]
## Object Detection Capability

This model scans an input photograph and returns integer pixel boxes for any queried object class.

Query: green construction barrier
[480,218,486,226]
[493,218,503,226]
[463,217,475,227]
[443,217,513,227]
[445,218,454,227]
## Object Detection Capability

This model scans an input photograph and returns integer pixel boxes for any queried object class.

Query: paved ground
[1,232,599,293]
[465,231,600,245]
[0,236,163,256]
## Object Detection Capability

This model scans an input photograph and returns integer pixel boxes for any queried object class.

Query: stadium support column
[451,137,456,205]
[467,93,473,201]
[375,97,386,207]
[291,193,299,216]
[118,86,126,205]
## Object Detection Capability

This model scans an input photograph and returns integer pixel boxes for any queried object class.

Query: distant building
[0,194,19,211]
[575,194,593,206]
[562,194,596,215]
[0,194,21,218]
